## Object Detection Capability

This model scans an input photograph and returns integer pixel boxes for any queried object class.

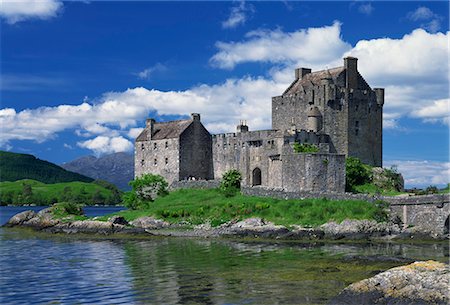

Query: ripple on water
[0,229,447,305]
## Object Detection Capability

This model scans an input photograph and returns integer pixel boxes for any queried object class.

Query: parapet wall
[169,180,220,190]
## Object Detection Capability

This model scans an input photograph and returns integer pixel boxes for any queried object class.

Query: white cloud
[0,0,62,24]
[411,99,450,123]
[77,136,133,156]
[358,3,374,15]
[136,63,167,80]
[127,127,144,139]
[210,21,351,69]
[385,160,450,188]
[222,1,253,29]
[406,7,443,33]
[63,143,73,149]
[1,24,448,156]
[407,7,435,21]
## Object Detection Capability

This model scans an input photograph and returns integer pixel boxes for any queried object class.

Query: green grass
[105,188,387,227]
[0,179,120,206]
[353,183,407,196]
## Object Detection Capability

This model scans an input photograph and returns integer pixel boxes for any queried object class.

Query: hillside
[0,179,122,206]
[0,151,93,184]
[61,152,134,190]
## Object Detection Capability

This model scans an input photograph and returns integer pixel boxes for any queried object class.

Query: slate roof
[136,119,192,142]
[283,66,371,95]
[283,67,345,95]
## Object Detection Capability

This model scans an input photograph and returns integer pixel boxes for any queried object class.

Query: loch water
[0,206,448,305]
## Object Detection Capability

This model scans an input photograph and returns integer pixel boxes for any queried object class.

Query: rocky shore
[328,260,449,305]
[4,209,448,241]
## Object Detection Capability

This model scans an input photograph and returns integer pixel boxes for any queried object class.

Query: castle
[135,57,384,193]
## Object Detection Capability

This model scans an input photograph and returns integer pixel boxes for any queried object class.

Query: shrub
[220,170,242,197]
[124,174,169,210]
[293,142,319,153]
[345,157,371,192]
[51,202,84,216]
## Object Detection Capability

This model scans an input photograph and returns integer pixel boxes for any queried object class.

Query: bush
[124,174,168,210]
[220,170,242,197]
[345,157,371,192]
[51,202,84,216]
[293,142,319,153]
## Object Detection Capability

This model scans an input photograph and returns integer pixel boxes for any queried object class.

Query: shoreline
[4,209,448,242]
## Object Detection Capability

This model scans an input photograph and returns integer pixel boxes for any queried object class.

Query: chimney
[191,113,201,121]
[344,57,358,89]
[295,68,312,80]
[146,118,155,140]
[236,120,249,133]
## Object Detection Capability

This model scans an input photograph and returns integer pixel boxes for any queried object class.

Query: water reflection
[1,229,447,305]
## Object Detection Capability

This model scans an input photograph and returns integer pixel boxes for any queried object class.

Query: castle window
[141,159,144,166]
[154,158,157,166]
[355,121,359,136]
[165,141,168,149]
[355,121,359,127]
[165,157,168,165]
[310,90,315,105]
[153,142,157,150]
[355,104,359,111]
[141,143,144,150]
[355,129,359,136]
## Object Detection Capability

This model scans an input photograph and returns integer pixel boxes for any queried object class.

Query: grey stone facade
[135,57,383,193]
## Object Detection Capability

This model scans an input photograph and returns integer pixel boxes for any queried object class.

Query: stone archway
[252,168,262,186]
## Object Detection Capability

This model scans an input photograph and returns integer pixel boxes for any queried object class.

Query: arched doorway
[252,168,262,186]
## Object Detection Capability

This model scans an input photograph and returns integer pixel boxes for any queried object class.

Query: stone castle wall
[179,121,213,180]
[134,138,180,184]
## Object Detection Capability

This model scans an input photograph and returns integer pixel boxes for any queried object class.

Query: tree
[124,174,168,210]
[345,157,371,192]
[220,169,242,197]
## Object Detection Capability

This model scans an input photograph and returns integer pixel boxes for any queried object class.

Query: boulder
[108,215,129,226]
[328,260,449,305]
[66,220,115,234]
[130,216,170,229]
[320,219,401,239]
[5,210,37,227]
[219,217,289,237]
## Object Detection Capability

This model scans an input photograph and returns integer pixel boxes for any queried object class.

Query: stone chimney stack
[295,68,312,80]
[146,118,155,140]
[344,57,358,89]
[191,113,201,121]
[236,120,249,133]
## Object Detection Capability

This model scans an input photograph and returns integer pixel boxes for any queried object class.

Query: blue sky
[0,1,449,188]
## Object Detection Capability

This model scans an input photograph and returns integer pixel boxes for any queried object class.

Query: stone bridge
[385,194,450,234]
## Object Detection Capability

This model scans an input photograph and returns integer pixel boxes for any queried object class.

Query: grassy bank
[0,179,122,206]
[104,188,387,227]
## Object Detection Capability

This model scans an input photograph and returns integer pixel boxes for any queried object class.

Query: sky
[0,0,449,188]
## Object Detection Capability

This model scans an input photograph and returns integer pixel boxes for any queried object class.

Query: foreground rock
[320,219,401,240]
[329,260,449,305]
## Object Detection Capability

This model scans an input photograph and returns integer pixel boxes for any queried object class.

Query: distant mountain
[0,151,94,184]
[61,152,134,190]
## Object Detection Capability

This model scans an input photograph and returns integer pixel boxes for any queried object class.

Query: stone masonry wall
[134,138,180,184]
[281,152,345,193]
[179,120,213,180]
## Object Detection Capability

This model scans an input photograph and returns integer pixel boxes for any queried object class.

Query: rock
[65,220,115,234]
[320,219,401,239]
[130,216,170,229]
[108,215,128,226]
[328,260,449,305]
[218,218,289,237]
[5,210,37,227]
[24,213,60,229]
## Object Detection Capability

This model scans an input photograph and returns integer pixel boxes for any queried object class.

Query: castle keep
[135,57,384,193]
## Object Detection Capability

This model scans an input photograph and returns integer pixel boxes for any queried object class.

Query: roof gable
[136,119,193,142]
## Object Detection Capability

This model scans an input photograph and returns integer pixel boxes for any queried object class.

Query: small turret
[307,107,322,132]
[374,88,384,106]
